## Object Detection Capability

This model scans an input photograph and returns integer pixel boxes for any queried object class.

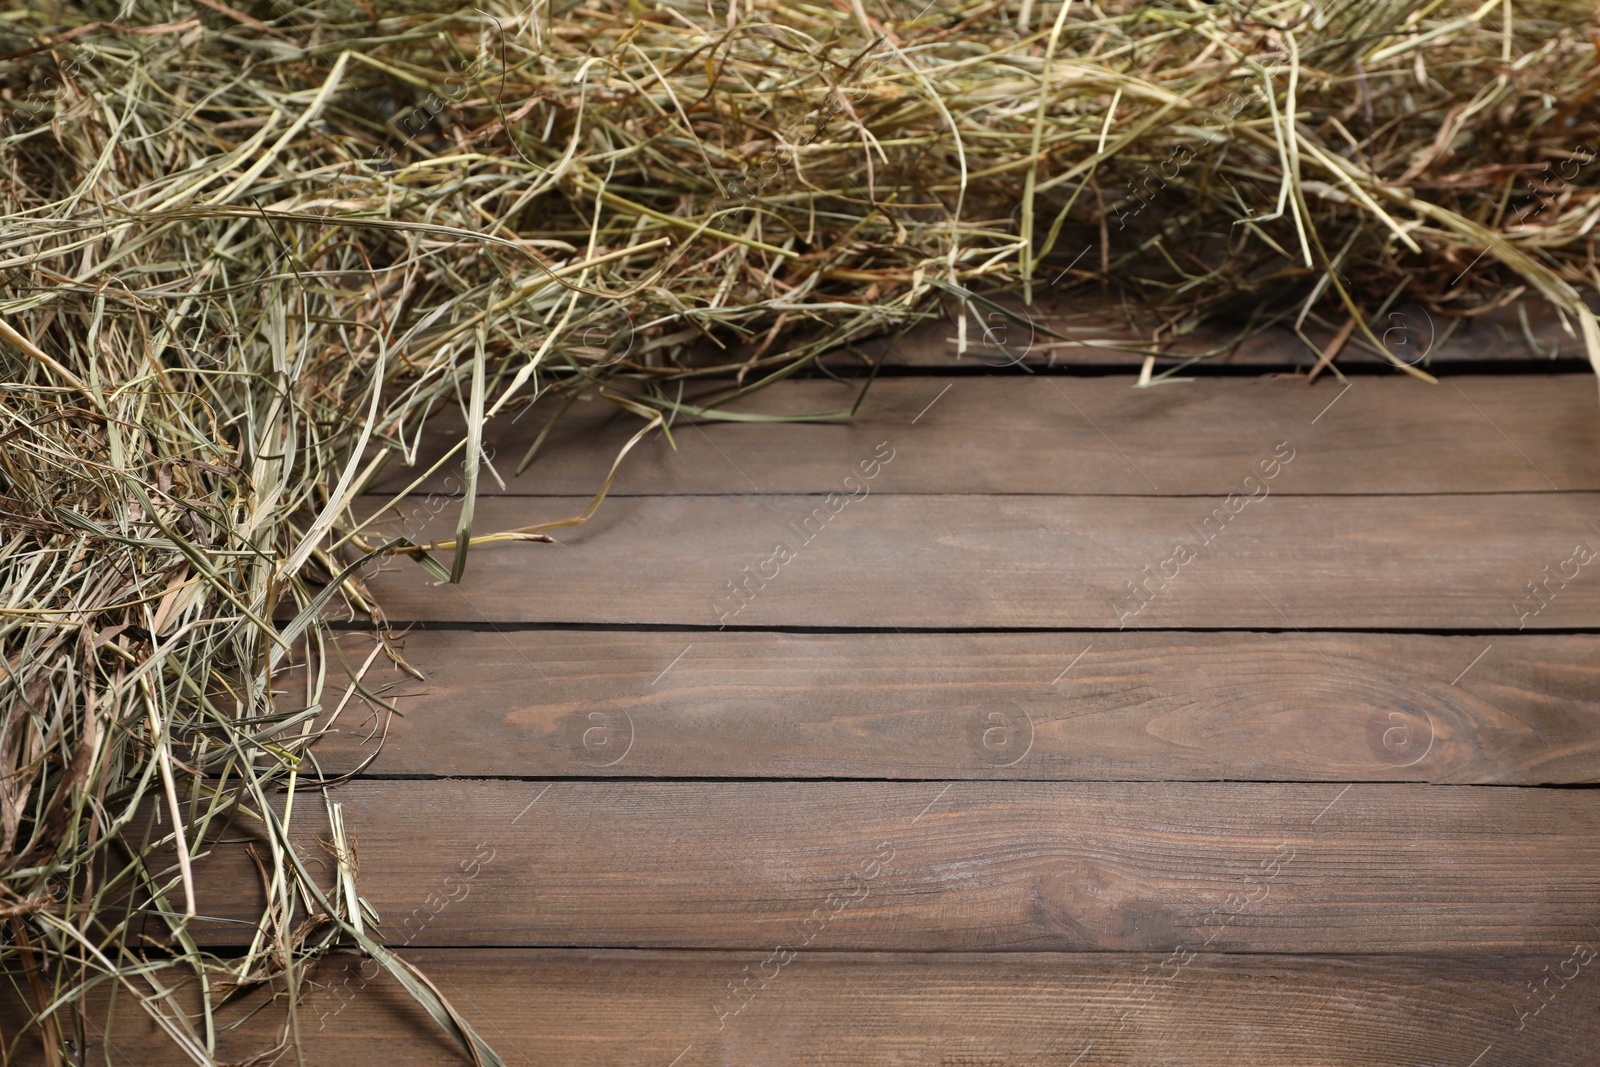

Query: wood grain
[369,375,1600,497]
[189,781,1600,954]
[843,294,1586,367]
[311,630,1600,783]
[37,950,1600,1066]
[352,492,1600,629]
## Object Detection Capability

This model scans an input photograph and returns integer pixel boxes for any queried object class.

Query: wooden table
[83,368,1600,1065]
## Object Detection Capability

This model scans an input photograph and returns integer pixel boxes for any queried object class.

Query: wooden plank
[351,492,1600,629]
[370,375,1600,497]
[313,631,1600,784]
[188,781,1600,953]
[39,950,1600,1066]
[845,294,1588,367]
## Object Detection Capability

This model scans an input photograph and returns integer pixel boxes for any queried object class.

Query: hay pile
[1,0,1596,1061]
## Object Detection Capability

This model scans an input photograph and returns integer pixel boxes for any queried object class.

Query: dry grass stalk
[0,0,1596,1062]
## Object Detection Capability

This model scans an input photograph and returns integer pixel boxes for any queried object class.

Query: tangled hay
[1,0,1596,1061]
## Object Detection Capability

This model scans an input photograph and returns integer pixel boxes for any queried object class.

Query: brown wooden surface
[370,375,1600,497]
[73,373,1600,1066]
[188,781,1600,954]
[839,294,1588,367]
[355,492,1600,629]
[313,630,1600,783]
[35,951,1600,1067]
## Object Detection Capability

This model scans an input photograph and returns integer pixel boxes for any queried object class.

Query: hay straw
[1,0,1596,1062]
